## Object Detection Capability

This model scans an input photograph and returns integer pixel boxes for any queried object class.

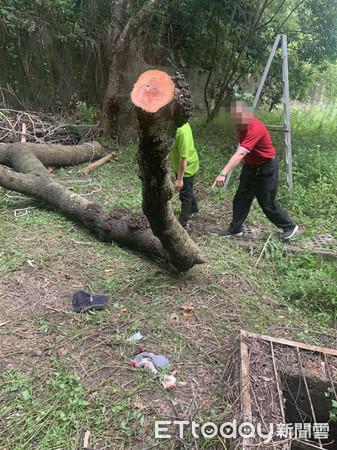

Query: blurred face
[230,102,253,128]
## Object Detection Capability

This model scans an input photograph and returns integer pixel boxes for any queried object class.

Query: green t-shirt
[170,123,199,177]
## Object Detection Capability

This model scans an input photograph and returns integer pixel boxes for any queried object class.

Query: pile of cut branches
[0,109,98,145]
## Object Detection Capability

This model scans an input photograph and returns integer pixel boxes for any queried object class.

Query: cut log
[0,71,204,272]
[131,70,205,272]
[0,139,200,271]
[80,151,117,175]
[21,123,27,143]
[0,142,102,167]
[130,70,175,113]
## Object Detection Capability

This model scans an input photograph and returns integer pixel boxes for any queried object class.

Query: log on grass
[0,144,169,261]
[80,151,117,175]
[130,70,205,272]
[0,141,102,167]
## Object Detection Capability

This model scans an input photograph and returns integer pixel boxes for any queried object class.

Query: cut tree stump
[130,70,175,113]
[131,70,205,271]
[0,72,205,272]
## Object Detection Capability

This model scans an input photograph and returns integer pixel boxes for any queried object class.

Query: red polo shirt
[238,118,275,165]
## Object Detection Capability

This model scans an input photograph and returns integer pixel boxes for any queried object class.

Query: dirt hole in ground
[237,331,337,449]
[283,374,337,449]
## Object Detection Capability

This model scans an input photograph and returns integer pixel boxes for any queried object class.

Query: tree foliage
[148,0,337,119]
[1,0,336,132]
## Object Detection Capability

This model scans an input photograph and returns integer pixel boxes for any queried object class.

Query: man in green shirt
[170,122,199,229]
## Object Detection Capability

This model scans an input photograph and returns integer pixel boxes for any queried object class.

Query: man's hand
[175,179,184,192]
[211,149,246,189]
[212,174,226,189]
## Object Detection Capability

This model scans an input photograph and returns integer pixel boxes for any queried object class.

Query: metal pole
[252,34,282,110]
[281,34,293,188]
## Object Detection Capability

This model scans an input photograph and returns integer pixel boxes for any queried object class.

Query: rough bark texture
[132,72,205,272]
[100,0,163,139]
[0,142,102,166]
[0,70,205,272]
[0,145,170,262]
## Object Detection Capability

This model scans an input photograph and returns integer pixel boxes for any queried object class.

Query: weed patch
[0,368,104,449]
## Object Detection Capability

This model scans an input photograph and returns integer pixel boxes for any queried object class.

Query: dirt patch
[0,207,290,449]
[0,117,335,447]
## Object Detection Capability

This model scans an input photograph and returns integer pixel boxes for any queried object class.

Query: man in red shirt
[212,101,298,240]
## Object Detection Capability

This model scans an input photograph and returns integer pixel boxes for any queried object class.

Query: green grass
[0,103,337,448]
[193,104,337,236]
[258,104,337,235]
[0,368,105,449]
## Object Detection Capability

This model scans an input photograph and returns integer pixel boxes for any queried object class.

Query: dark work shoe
[220,229,243,237]
[281,225,298,240]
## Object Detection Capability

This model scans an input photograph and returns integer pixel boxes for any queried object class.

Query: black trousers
[176,174,198,228]
[179,174,195,208]
[228,157,295,233]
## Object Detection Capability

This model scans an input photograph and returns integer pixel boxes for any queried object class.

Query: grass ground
[0,104,336,449]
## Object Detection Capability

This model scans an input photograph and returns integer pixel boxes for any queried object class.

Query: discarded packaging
[127,331,143,342]
[130,351,176,390]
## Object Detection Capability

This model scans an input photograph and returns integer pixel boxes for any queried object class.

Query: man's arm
[175,157,187,191]
[212,147,247,188]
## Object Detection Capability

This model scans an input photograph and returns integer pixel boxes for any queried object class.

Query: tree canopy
[0,0,336,135]
[149,0,337,119]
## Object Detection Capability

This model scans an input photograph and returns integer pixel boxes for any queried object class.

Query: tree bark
[100,0,163,140]
[0,144,169,262]
[131,70,205,271]
[0,142,102,167]
[0,69,205,271]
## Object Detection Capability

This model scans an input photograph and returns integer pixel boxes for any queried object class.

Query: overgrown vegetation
[0,104,336,448]
[0,368,104,448]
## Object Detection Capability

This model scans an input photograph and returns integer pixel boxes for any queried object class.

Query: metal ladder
[223,34,293,189]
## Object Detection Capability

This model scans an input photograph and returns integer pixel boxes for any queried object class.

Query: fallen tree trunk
[0,71,205,271]
[131,70,205,270]
[0,144,169,261]
[0,142,102,166]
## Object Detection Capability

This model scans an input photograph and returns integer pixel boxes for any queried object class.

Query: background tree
[1,0,336,137]
[148,0,337,121]
[0,0,111,109]
[260,0,337,108]
[313,62,337,104]
[99,0,164,140]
